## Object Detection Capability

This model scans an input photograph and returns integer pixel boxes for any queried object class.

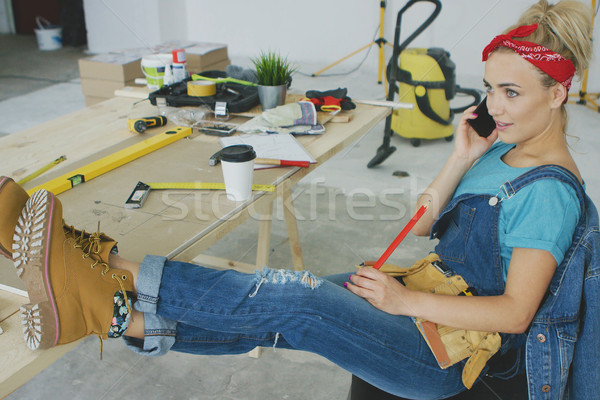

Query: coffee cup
[220,145,256,201]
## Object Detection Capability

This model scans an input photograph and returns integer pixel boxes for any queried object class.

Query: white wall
[83,0,600,91]
[182,1,530,80]
[83,0,163,53]
[158,0,187,43]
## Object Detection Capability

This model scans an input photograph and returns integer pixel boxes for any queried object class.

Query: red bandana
[482,23,575,90]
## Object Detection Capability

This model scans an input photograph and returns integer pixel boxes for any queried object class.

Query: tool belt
[376,253,501,389]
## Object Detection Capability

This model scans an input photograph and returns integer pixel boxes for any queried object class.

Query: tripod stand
[311,0,393,85]
[568,0,599,112]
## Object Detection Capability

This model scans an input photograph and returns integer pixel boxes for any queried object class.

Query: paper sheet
[219,133,316,169]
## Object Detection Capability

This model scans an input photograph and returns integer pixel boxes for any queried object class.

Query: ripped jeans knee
[249,267,323,297]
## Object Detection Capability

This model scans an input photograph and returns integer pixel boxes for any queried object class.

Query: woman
[2,1,594,398]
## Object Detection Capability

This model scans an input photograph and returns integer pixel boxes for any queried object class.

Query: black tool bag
[148,71,259,113]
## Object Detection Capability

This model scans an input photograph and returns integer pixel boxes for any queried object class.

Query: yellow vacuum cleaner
[369,0,480,166]
[392,47,480,147]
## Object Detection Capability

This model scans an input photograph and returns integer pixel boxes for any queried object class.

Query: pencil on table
[254,158,310,168]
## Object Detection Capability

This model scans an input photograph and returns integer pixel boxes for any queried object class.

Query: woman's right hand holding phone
[453,105,498,166]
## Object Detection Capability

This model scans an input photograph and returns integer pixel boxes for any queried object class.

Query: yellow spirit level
[26,126,192,196]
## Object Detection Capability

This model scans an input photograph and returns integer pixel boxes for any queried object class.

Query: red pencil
[373,203,429,270]
[255,158,310,168]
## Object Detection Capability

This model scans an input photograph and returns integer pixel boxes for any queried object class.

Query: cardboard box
[78,54,143,82]
[185,43,229,72]
[78,42,229,92]
[80,78,137,98]
[84,96,107,107]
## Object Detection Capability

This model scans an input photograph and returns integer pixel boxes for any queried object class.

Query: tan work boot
[12,189,134,350]
[0,176,29,259]
[0,175,116,260]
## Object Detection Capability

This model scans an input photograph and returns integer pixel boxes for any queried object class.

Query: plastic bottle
[172,49,188,83]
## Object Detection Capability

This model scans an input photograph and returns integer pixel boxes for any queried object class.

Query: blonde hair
[499,0,593,131]
[508,0,593,76]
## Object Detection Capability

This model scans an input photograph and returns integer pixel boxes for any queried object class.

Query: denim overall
[124,165,590,400]
[430,168,532,367]
[433,164,599,400]
[513,166,598,400]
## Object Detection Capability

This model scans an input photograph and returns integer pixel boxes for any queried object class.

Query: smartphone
[467,97,496,138]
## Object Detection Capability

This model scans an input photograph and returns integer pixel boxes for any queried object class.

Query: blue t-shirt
[453,142,582,280]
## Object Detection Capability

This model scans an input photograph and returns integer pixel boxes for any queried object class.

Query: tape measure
[125,181,275,208]
[147,182,275,191]
[187,81,217,97]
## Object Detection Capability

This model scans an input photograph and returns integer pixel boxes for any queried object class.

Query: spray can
[172,49,188,82]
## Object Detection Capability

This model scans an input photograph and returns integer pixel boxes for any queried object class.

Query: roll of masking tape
[187,80,216,97]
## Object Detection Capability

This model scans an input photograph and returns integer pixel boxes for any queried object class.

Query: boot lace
[67,222,133,317]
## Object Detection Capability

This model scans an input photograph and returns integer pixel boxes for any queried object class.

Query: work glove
[304,88,356,112]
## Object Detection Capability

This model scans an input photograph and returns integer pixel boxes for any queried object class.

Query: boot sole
[12,189,59,350]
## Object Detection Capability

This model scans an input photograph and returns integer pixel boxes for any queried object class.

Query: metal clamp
[214,101,228,119]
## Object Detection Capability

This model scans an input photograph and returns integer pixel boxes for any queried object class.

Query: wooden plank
[171,191,278,262]
[329,112,353,123]
[248,347,262,359]
[0,290,80,399]
[0,288,24,324]
[0,96,391,391]
[0,96,161,184]
[303,103,390,164]
[190,254,256,273]
[114,86,150,99]
[161,105,388,265]
[255,200,274,269]
[281,180,304,271]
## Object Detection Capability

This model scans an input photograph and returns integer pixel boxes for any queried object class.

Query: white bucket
[141,54,172,90]
[34,16,62,51]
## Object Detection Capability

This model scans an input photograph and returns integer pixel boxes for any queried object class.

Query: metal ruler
[26,127,192,196]
[147,182,275,192]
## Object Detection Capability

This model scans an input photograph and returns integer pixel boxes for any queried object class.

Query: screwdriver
[128,116,167,133]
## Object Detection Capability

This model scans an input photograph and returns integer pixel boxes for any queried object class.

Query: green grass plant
[251,50,297,86]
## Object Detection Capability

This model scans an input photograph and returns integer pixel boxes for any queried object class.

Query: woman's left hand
[346,267,415,315]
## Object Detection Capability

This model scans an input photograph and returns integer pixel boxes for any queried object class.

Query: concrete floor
[1,34,599,400]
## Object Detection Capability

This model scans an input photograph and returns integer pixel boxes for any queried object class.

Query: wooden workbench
[0,94,389,398]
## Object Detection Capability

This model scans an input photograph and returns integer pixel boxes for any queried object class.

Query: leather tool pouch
[374,253,502,389]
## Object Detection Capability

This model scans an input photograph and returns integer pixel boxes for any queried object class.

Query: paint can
[34,16,62,51]
[141,54,172,90]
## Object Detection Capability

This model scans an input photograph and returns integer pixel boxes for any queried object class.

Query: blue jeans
[123,255,466,399]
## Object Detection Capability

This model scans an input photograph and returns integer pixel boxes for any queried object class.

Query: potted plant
[251,50,297,110]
